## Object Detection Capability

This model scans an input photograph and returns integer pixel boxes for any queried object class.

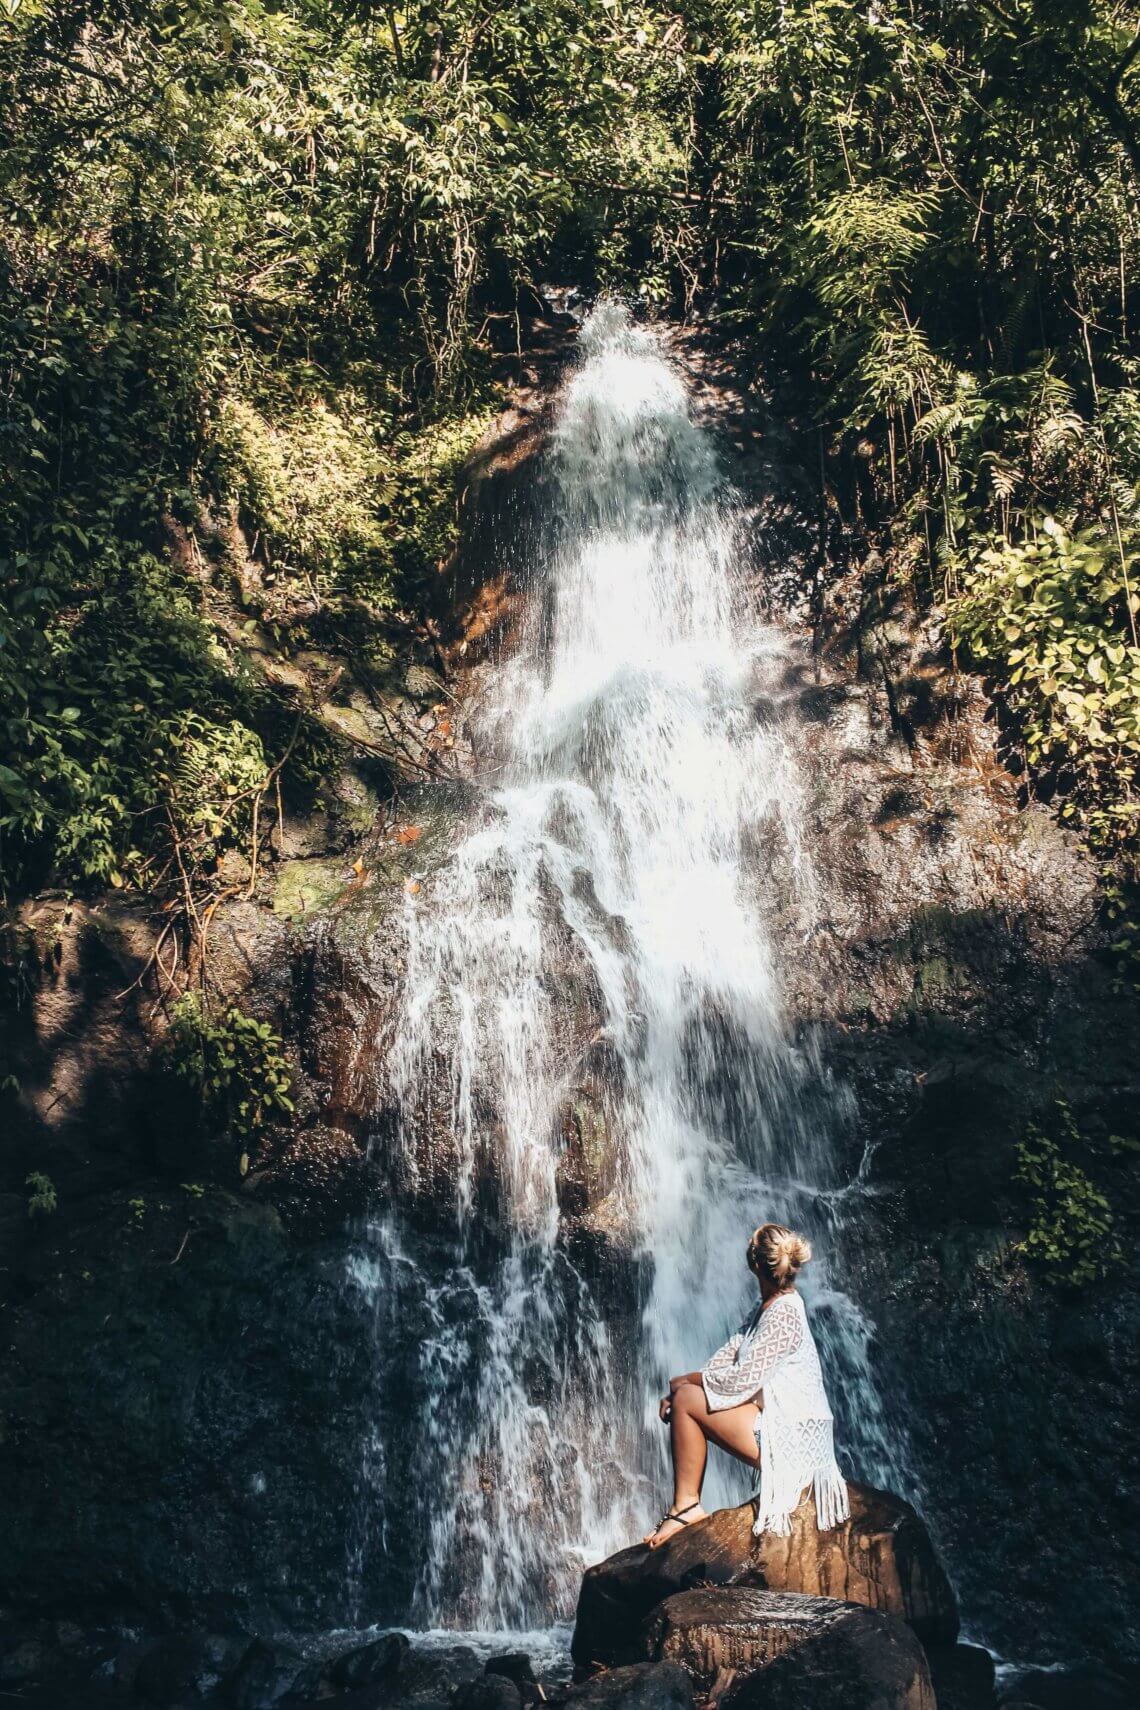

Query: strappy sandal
[651,1500,700,1534]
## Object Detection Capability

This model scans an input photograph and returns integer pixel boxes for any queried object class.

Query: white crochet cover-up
[701,1289,850,1538]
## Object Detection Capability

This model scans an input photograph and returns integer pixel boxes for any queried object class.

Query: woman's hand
[661,1371,703,1421]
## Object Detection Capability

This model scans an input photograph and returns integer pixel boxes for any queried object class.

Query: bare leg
[644,1381,760,1546]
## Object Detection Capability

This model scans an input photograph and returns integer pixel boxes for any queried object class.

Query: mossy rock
[273,858,350,920]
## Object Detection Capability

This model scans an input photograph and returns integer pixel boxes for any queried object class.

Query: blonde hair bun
[750,1223,813,1286]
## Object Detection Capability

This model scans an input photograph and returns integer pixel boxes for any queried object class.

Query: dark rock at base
[652,1589,934,1710]
[998,1662,1138,1710]
[114,1639,153,1694]
[133,1632,247,1702]
[646,1587,854,1686]
[134,1634,204,1703]
[722,1621,932,1709]
[566,1661,694,1708]
[224,1639,320,1709]
[452,1676,523,1710]
[287,1663,327,1703]
[330,1632,410,1689]
[485,1653,536,1686]
[572,1484,957,1670]
[364,1644,482,1709]
[53,1621,94,1658]
[927,1643,997,1710]
[133,1637,185,1703]
[0,1638,47,1685]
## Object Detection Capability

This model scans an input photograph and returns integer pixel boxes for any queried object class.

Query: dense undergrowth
[3,4,1140,987]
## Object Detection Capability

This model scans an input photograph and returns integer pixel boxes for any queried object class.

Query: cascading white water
[349,303,911,1630]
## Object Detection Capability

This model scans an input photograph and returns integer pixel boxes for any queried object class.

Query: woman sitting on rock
[645,1222,850,1548]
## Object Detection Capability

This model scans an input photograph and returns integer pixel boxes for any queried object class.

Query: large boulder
[646,1586,852,1681]
[572,1483,956,1669]
[646,1587,933,1710]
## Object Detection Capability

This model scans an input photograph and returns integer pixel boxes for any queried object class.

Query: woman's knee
[673,1380,706,1416]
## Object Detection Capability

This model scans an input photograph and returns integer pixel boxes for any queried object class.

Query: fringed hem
[750,1465,850,1538]
[813,1464,850,1531]
[752,1506,792,1537]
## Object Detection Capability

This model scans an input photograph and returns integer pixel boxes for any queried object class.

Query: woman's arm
[701,1297,804,1413]
[701,1330,744,1382]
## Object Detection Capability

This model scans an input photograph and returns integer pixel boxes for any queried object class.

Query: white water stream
[348,303,911,1629]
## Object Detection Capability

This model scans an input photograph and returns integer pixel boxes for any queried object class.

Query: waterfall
[348,302,912,1632]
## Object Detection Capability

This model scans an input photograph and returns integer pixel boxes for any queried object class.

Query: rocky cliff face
[1,321,1137,1672]
[778,589,1140,1664]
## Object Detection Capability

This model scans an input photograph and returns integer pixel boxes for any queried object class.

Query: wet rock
[646,1586,851,1682]
[566,1660,695,1708]
[927,1643,997,1710]
[134,1633,229,1702]
[0,1167,402,1635]
[452,1675,523,1710]
[330,1631,409,1688]
[572,1483,956,1669]
[0,1637,47,1684]
[637,1582,934,1708]
[702,1593,934,1710]
[224,1639,320,1709]
[555,1087,618,1219]
[485,1653,536,1686]
[367,1644,482,1709]
[646,1587,852,1686]
[114,1639,152,1694]
[997,1661,1137,1710]
[748,1485,957,1644]
[52,1620,90,1656]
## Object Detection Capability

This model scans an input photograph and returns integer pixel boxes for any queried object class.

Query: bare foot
[643,1503,707,1547]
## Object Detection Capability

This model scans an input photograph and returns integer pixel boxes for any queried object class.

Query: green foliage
[702,0,1140,945]
[165,714,268,861]
[0,0,696,898]
[1014,1102,1122,1286]
[24,1172,57,1217]
[212,395,397,605]
[4,0,1140,935]
[164,992,294,1142]
[948,524,1140,964]
[948,526,1140,815]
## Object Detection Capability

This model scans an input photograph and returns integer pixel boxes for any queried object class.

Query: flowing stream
[347,303,912,1631]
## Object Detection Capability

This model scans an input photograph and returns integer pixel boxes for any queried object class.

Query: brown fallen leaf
[395,824,423,845]
[404,878,421,895]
